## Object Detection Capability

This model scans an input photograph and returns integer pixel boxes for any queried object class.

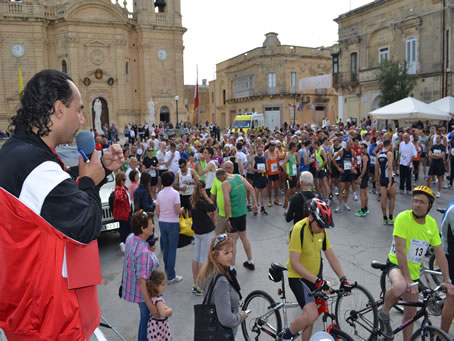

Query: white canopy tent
[430,96,454,116]
[369,97,451,120]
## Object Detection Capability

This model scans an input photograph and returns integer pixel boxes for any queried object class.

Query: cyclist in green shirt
[379,186,454,341]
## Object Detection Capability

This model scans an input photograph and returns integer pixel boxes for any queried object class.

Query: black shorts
[331,163,341,178]
[151,176,158,186]
[315,170,328,179]
[229,214,247,233]
[379,177,395,187]
[286,175,297,189]
[246,172,254,180]
[353,169,361,180]
[340,172,352,183]
[447,253,454,281]
[385,258,420,282]
[253,176,268,189]
[268,174,279,182]
[288,277,317,309]
[421,152,427,158]
[159,169,168,177]
[180,194,192,210]
[428,164,445,177]
[360,175,369,189]
[369,165,375,176]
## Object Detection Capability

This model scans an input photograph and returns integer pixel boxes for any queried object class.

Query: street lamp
[175,95,179,128]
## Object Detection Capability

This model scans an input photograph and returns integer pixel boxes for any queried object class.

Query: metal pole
[294,94,296,126]
[176,97,179,128]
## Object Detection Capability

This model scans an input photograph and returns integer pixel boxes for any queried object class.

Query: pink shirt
[156,186,180,223]
[128,182,139,200]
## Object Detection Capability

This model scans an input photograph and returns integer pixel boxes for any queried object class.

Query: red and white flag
[194,65,199,111]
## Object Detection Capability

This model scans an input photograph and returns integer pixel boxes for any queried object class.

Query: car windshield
[233,120,251,128]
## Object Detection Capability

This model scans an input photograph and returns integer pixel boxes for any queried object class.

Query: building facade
[207,33,338,130]
[0,0,186,132]
[333,0,453,122]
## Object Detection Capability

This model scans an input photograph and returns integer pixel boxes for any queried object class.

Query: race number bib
[370,155,376,164]
[357,155,361,164]
[150,169,157,177]
[401,153,408,162]
[279,160,284,166]
[316,159,321,168]
[257,163,265,171]
[292,164,297,175]
[344,160,352,170]
[434,149,441,155]
[406,239,430,264]
[271,163,278,173]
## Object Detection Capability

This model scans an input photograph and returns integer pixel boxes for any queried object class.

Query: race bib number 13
[407,239,429,263]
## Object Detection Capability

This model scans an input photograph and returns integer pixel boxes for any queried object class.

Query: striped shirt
[122,233,159,303]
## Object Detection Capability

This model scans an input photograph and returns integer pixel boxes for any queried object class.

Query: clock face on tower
[157,49,168,61]
[12,44,24,58]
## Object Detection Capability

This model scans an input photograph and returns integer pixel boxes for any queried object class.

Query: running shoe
[363,209,369,216]
[168,275,183,285]
[335,206,343,213]
[353,193,359,201]
[274,200,281,206]
[243,261,255,271]
[378,310,394,340]
[354,209,365,217]
[268,200,273,207]
[343,204,351,211]
[247,205,252,212]
[192,285,204,296]
[436,192,441,198]
[387,218,394,225]
[334,187,339,196]
[383,218,388,225]
[261,207,268,216]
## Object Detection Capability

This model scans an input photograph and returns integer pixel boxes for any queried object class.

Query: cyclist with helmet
[379,186,454,341]
[280,198,351,341]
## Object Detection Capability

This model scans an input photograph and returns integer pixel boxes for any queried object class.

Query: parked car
[56,145,119,233]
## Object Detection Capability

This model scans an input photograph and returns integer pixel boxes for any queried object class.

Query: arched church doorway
[92,97,109,134]
[160,106,170,123]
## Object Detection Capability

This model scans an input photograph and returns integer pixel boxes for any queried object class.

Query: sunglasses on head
[213,233,228,249]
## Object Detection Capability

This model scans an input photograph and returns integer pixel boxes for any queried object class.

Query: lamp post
[175,95,179,129]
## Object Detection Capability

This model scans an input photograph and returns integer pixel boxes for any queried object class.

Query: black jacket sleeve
[286,194,299,223]
[40,176,102,244]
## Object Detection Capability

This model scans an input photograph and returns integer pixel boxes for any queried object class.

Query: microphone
[76,130,95,163]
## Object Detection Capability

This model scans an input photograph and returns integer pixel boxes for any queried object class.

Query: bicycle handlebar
[309,281,358,300]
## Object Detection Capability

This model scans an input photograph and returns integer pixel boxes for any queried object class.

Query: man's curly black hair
[9,69,74,137]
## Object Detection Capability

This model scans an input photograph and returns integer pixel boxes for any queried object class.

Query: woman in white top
[174,158,199,213]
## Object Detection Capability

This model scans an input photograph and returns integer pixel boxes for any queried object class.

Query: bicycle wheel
[380,268,404,313]
[241,290,282,340]
[329,328,355,341]
[335,284,378,341]
[409,325,451,341]
[428,254,442,286]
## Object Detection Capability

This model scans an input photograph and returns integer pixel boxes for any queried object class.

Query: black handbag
[193,275,235,341]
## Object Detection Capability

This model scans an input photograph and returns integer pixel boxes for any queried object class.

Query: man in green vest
[220,161,258,274]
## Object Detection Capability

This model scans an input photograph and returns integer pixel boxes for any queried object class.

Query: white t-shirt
[399,141,417,167]
[156,150,167,170]
[165,151,180,174]
[236,150,248,176]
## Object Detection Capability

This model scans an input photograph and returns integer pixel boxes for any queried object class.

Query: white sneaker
[168,275,183,285]
[436,192,441,198]
[335,206,343,213]
[353,193,358,201]
[119,242,125,253]
[343,204,351,211]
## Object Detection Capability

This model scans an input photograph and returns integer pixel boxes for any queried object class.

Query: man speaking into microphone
[0,69,123,340]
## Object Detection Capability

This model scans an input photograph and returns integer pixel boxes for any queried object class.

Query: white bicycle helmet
[309,331,334,341]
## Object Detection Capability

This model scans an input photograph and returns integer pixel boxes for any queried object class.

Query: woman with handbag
[196,234,248,339]
[190,180,216,296]
[121,210,159,341]
[113,172,132,252]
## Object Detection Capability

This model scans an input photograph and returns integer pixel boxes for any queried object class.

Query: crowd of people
[3,69,454,341]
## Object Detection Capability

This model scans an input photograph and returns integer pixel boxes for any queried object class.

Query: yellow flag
[18,64,23,94]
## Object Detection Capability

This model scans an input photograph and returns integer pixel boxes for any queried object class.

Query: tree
[376,59,416,107]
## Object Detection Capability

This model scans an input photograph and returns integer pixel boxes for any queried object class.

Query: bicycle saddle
[370,260,387,270]
[268,263,287,282]
[271,263,287,272]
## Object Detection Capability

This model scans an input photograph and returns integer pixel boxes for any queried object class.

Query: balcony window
[332,54,339,74]
[233,74,254,98]
[61,60,67,74]
[406,38,417,74]
[268,72,276,94]
[290,72,296,93]
[351,52,358,81]
[379,47,389,63]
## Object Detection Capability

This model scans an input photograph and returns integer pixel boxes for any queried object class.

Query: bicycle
[240,262,355,341]
[335,260,450,341]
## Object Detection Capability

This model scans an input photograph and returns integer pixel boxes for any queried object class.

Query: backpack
[109,190,115,214]
[289,221,327,251]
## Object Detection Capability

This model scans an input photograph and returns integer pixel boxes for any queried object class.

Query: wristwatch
[443,279,452,284]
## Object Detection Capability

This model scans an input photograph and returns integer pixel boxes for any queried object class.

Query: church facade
[0,0,186,132]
